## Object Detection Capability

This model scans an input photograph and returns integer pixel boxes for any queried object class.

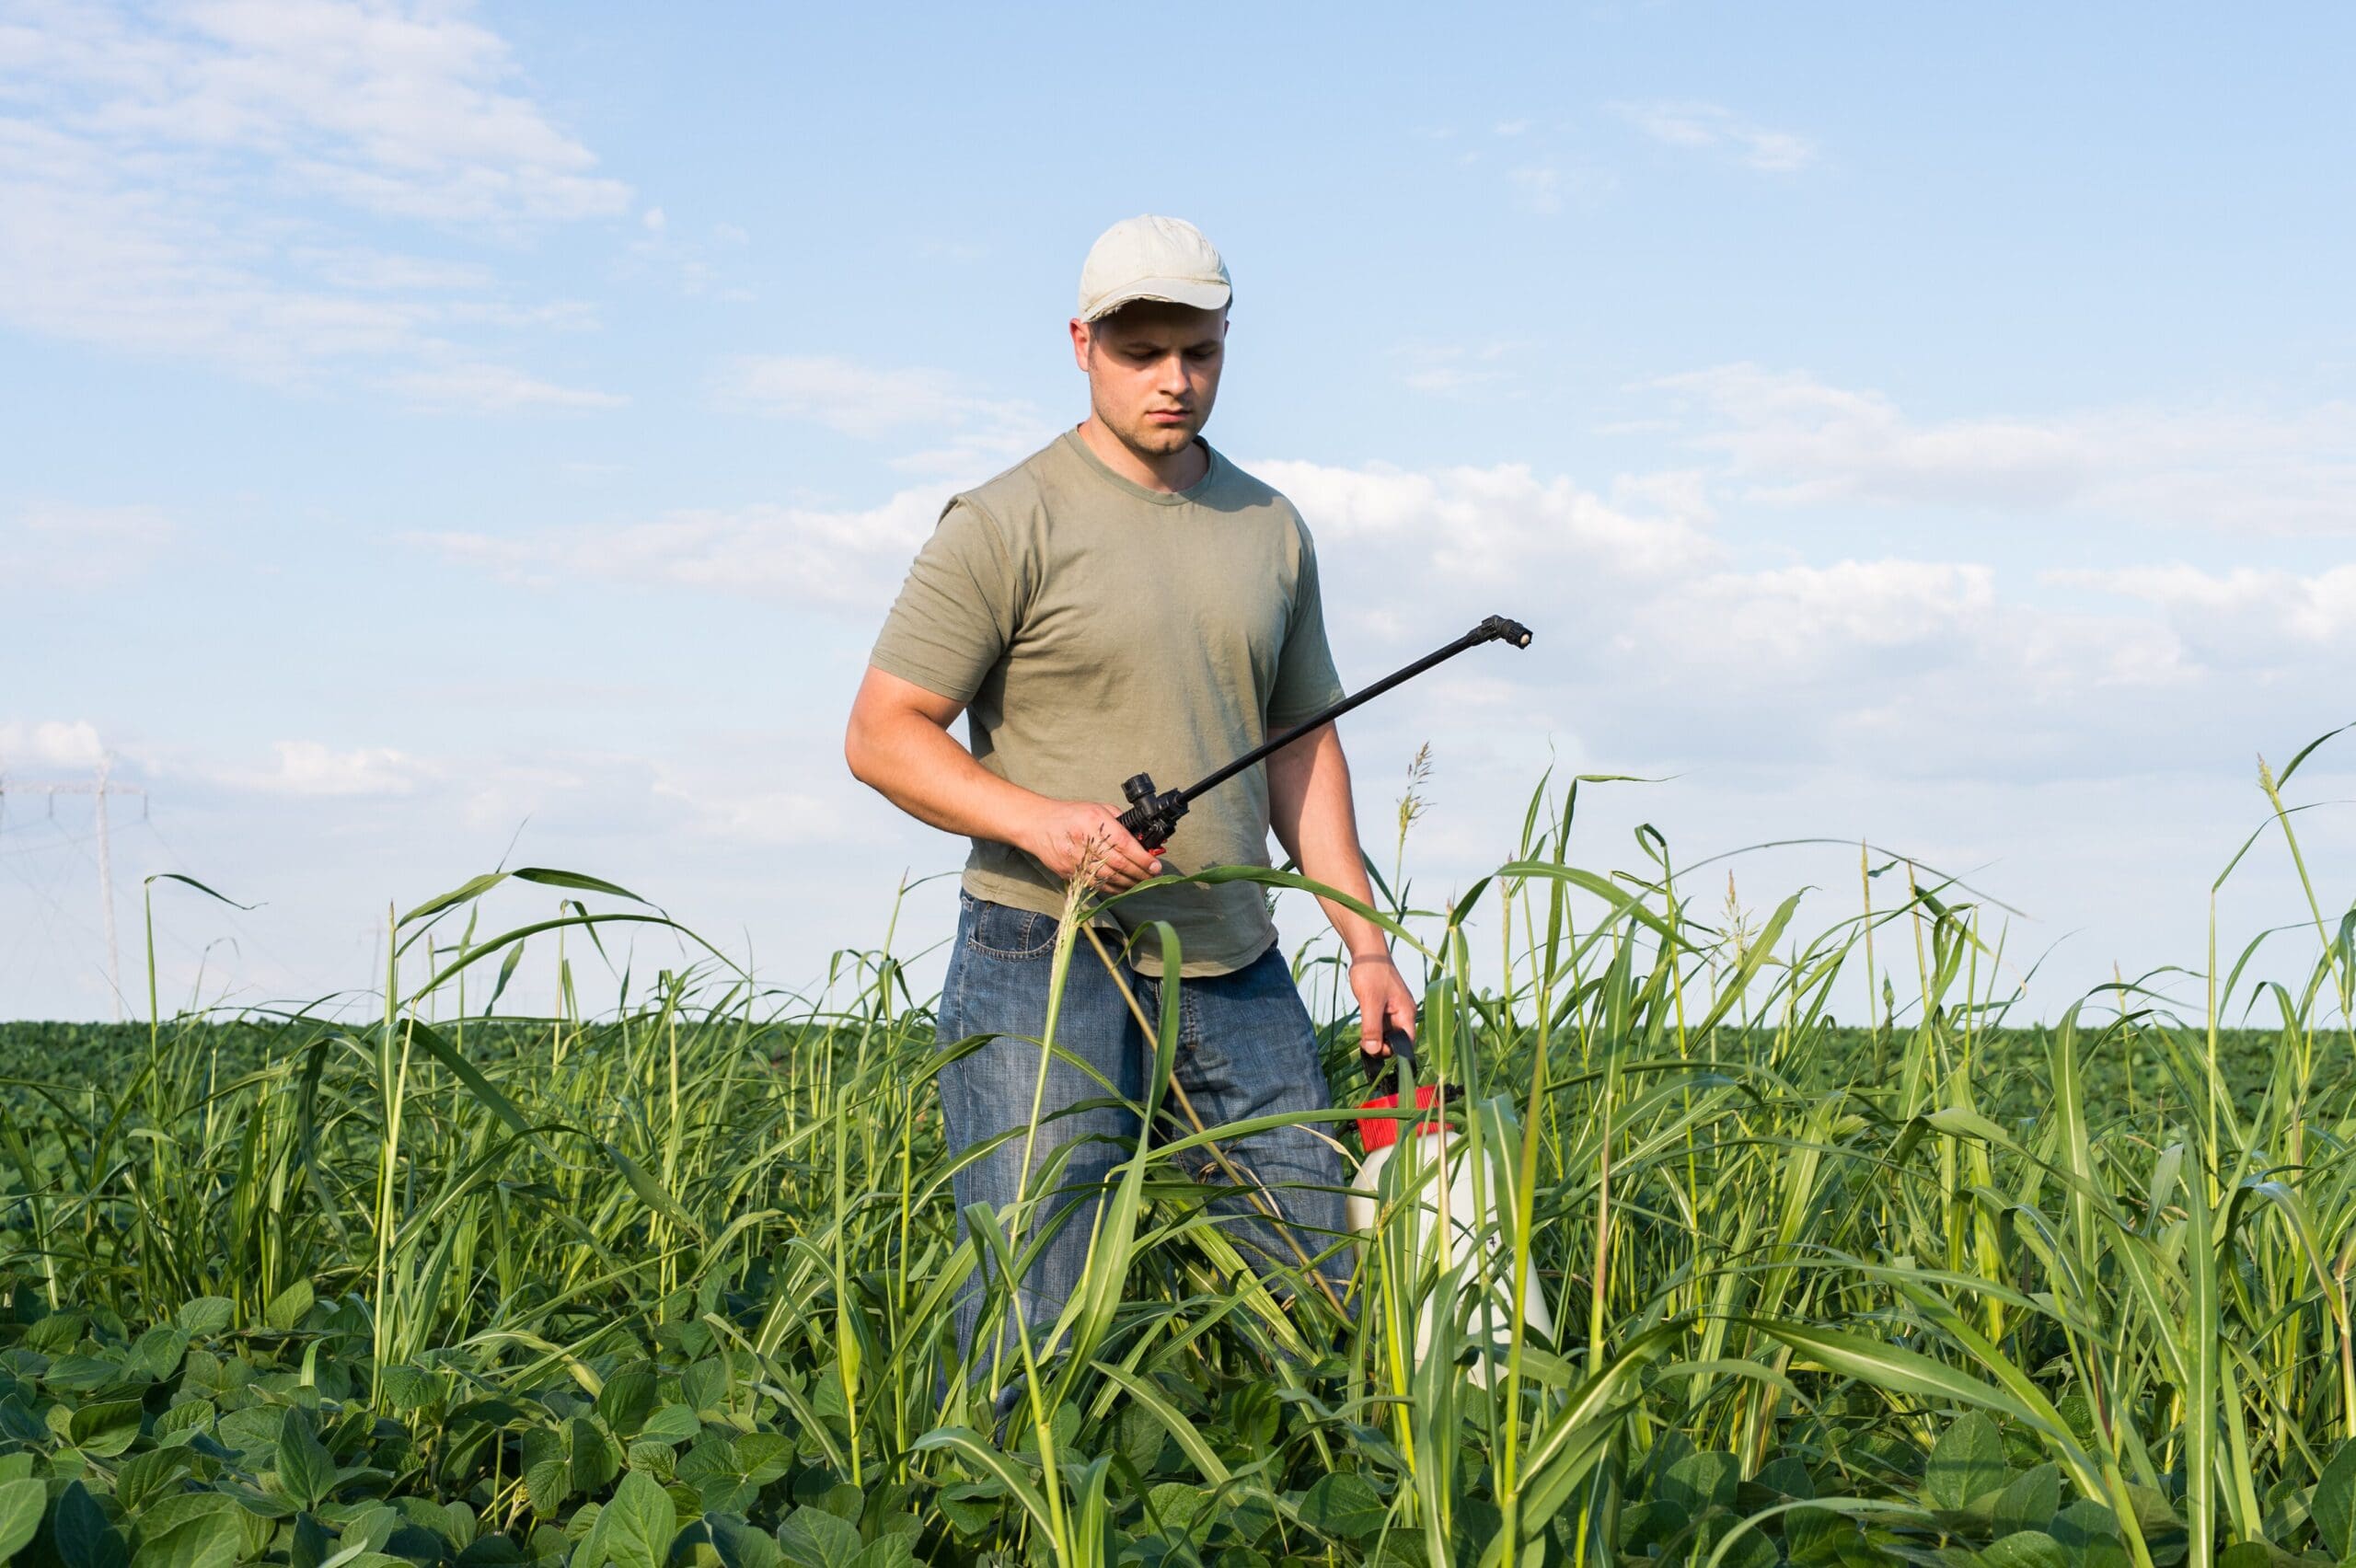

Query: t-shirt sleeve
[867,498,1019,704]
[1266,522,1347,730]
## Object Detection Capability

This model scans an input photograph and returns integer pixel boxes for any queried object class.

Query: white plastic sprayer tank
[1348,1085,1553,1387]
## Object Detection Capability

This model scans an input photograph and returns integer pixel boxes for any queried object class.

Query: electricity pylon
[0,758,148,1020]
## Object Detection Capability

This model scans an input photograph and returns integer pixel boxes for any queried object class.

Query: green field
[0,767,2351,1568]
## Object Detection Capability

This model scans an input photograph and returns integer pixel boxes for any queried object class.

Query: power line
[0,761,147,1021]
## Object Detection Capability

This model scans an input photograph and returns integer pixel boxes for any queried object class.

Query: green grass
[0,739,2352,1567]
[0,1021,2307,1129]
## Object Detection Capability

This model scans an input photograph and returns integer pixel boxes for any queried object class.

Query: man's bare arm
[1265,722,1418,1051]
[844,666,1162,892]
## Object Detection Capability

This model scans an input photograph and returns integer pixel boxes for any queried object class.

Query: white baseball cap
[1076,214,1231,322]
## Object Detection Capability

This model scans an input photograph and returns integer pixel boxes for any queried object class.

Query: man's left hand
[1350,951,1417,1064]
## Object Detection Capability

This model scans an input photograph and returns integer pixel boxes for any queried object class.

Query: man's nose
[1155,353,1189,393]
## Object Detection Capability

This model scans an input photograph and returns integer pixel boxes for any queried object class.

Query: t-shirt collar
[1061,425,1220,506]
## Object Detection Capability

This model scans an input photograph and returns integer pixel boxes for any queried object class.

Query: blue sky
[4,1,2352,1021]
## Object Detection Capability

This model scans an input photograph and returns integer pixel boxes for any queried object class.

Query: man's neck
[1076,417,1208,493]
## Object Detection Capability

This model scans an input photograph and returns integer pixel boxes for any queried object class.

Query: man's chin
[1126,422,1201,455]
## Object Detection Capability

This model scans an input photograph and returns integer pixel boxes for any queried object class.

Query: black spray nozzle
[1477,615,1534,650]
[1116,773,1187,853]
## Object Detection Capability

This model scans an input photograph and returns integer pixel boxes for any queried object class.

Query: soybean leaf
[2316,1439,2356,1558]
[1299,1473,1386,1542]
[520,1427,571,1513]
[263,1279,314,1332]
[0,1476,46,1561]
[638,1404,700,1446]
[128,1326,188,1382]
[375,1365,439,1412]
[175,1297,234,1337]
[1979,1531,2069,1568]
[1662,1450,1738,1516]
[591,1470,677,1568]
[70,1398,145,1458]
[290,1513,335,1568]
[2050,1501,2128,1568]
[55,1481,127,1568]
[1147,1483,1208,1540]
[276,1406,337,1511]
[708,1514,785,1568]
[1992,1463,2062,1538]
[845,1539,916,1568]
[935,1483,1001,1538]
[1925,1412,2004,1512]
[594,1368,658,1438]
[775,1505,860,1568]
[735,1432,792,1488]
[570,1416,622,1494]
[129,1505,243,1568]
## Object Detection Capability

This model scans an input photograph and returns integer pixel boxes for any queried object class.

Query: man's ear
[1069,317,1091,371]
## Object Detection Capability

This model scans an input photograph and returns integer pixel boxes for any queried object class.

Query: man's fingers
[1077,816,1161,882]
[1102,824,1162,878]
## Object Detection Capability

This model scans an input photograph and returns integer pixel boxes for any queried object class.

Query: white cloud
[411,483,953,609]
[653,780,856,849]
[716,354,1048,472]
[1507,165,1562,214]
[2050,563,2356,663]
[291,247,495,292]
[220,741,428,798]
[3,502,174,587]
[1656,364,2356,535]
[1256,457,1718,585]
[1229,456,2341,787]
[3,0,631,223]
[1394,340,1521,397]
[0,719,109,771]
[1667,559,1997,672]
[1615,100,1818,173]
[384,361,625,411]
[0,0,628,393]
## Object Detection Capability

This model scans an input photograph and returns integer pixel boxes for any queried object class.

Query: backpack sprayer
[1345,1028,1554,1381]
[1110,613,1545,1370]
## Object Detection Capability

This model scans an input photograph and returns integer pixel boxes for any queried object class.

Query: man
[844,214,1414,1366]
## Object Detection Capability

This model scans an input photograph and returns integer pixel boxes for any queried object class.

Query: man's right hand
[1022,801,1165,893]
[846,670,1166,894]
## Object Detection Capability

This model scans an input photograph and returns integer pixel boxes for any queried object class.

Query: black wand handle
[1115,613,1532,850]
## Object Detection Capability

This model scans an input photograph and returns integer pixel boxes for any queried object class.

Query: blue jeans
[935,891,1349,1367]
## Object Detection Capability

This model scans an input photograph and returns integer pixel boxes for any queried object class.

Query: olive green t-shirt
[868,428,1345,978]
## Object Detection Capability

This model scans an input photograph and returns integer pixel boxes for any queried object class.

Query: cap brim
[1080,276,1231,321]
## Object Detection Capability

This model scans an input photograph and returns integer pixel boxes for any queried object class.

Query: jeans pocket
[965,897,1058,960]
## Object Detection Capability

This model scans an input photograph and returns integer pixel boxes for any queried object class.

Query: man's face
[1071,302,1228,458]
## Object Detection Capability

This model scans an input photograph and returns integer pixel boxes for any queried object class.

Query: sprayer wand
[1116,613,1533,852]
